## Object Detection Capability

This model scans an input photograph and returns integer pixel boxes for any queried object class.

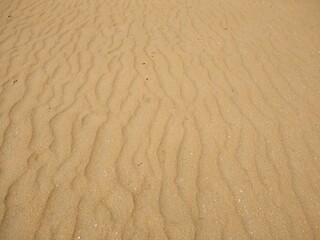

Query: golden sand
[0,0,320,239]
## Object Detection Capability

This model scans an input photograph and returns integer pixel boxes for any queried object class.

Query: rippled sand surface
[1,0,320,239]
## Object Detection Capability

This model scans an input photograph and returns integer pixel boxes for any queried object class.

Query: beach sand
[0,0,320,239]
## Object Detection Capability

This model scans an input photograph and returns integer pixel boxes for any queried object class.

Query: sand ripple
[0,0,320,239]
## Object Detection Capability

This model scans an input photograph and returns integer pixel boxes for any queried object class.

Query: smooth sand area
[0,0,320,239]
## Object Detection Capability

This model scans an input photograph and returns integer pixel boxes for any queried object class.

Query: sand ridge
[0,0,320,239]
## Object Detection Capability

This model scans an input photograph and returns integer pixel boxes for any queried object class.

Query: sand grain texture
[0,0,320,239]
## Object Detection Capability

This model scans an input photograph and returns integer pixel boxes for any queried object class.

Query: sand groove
[1,0,320,239]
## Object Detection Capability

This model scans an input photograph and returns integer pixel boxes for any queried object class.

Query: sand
[0,0,320,239]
